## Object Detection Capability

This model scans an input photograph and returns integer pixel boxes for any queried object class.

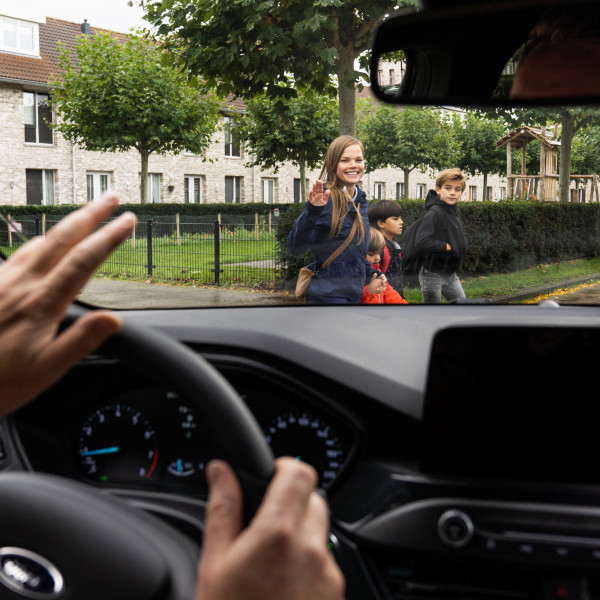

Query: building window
[224,116,240,158]
[24,91,52,144]
[147,173,161,203]
[261,178,275,204]
[293,178,308,203]
[469,185,477,201]
[184,176,204,203]
[225,176,242,203]
[499,187,506,199]
[86,172,110,202]
[1,17,38,56]
[26,169,55,205]
[486,186,493,201]
[374,182,385,200]
[396,182,405,199]
[417,184,426,199]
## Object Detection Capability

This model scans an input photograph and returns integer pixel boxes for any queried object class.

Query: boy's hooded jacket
[287,186,371,304]
[416,190,468,275]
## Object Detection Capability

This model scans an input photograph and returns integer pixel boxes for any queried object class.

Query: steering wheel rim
[0,306,275,600]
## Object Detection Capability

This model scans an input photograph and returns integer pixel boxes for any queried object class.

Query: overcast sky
[0,0,148,33]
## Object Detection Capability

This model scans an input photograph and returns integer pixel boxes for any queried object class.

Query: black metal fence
[0,213,280,287]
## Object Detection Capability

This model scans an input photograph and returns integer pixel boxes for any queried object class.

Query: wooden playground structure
[495,125,599,202]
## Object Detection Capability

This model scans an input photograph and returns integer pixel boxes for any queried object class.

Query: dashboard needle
[80,446,120,457]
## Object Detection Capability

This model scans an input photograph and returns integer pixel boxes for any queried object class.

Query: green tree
[51,32,220,203]
[234,86,339,203]
[358,103,457,197]
[142,0,417,137]
[454,112,507,201]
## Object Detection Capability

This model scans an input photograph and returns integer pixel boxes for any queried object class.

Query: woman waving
[287,136,372,304]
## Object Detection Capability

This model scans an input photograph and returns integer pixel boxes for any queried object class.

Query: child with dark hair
[367,199,405,299]
[361,229,408,305]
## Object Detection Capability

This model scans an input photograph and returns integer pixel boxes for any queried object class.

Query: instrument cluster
[13,357,361,495]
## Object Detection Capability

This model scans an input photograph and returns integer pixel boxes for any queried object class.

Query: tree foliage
[358,102,457,197]
[453,111,507,200]
[50,32,220,202]
[234,86,339,202]
[142,0,417,136]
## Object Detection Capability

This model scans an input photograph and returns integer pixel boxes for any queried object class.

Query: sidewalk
[78,278,295,309]
[79,275,600,309]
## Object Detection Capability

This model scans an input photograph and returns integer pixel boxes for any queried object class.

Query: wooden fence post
[7,213,11,248]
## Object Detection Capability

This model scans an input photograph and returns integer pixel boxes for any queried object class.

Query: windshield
[2,2,599,309]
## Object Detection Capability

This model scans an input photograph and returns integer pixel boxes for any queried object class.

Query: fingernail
[206,460,222,486]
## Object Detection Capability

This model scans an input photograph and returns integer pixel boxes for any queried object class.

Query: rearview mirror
[370,0,600,107]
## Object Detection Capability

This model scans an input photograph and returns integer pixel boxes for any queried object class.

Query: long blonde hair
[318,135,366,243]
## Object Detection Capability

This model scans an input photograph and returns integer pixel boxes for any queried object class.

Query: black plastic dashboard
[6,303,600,600]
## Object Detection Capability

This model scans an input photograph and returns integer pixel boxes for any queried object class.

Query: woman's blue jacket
[287,186,370,304]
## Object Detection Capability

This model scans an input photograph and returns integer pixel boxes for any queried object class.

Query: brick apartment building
[0,11,504,207]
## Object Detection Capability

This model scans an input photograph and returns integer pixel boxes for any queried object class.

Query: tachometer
[264,413,345,488]
[78,404,158,484]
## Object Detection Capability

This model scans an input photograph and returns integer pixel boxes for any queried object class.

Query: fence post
[34,217,41,237]
[7,213,11,248]
[176,213,181,246]
[145,219,154,278]
[42,213,46,236]
[213,220,221,286]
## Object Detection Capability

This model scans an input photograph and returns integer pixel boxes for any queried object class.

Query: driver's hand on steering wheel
[0,192,136,417]
[197,457,345,600]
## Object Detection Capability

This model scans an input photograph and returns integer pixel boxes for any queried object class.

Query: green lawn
[403,257,600,303]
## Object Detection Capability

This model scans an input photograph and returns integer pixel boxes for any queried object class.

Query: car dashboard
[5,303,600,600]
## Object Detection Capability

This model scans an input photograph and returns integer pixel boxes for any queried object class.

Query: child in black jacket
[416,168,468,304]
[367,199,405,299]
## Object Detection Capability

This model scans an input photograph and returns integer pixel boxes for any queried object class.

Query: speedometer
[264,413,345,488]
[78,404,158,484]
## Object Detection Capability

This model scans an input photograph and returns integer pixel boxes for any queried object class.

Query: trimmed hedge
[0,202,290,218]
[275,199,600,282]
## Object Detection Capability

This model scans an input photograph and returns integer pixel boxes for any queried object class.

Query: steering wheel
[0,308,275,600]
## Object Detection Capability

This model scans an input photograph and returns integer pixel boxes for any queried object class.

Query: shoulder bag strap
[320,209,360,270]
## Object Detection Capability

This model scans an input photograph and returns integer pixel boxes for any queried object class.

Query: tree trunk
[139,149,149,204]
[337,45,356,137]
[299,153,307,203]
[483,173,488,201]
[559,111,575,203]
[403,168,410,199]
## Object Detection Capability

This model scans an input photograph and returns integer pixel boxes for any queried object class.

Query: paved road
[544,281,600,304]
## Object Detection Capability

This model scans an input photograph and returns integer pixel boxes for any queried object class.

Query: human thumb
[202,461,244,558]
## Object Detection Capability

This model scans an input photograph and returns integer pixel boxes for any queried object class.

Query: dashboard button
[437,510,474,548]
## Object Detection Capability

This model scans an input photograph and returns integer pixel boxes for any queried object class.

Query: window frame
[147,173,161,203]
[1,17,38,56]
[225,176,242,203]
[184,175,204,204]
[223,116,241,158]
[24,91,53,145]
[86,171,111,202]
[261,178,276,204]
[26,169,55,206]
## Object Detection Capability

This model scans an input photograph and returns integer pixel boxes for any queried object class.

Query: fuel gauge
[167,459,196,477]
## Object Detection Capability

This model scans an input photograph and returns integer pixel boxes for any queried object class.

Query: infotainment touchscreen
[422,327,600,484]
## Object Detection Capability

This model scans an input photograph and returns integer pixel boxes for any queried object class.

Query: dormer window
[1,16,39,56]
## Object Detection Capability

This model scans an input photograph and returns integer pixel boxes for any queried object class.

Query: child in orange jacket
[361,229,408,304]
